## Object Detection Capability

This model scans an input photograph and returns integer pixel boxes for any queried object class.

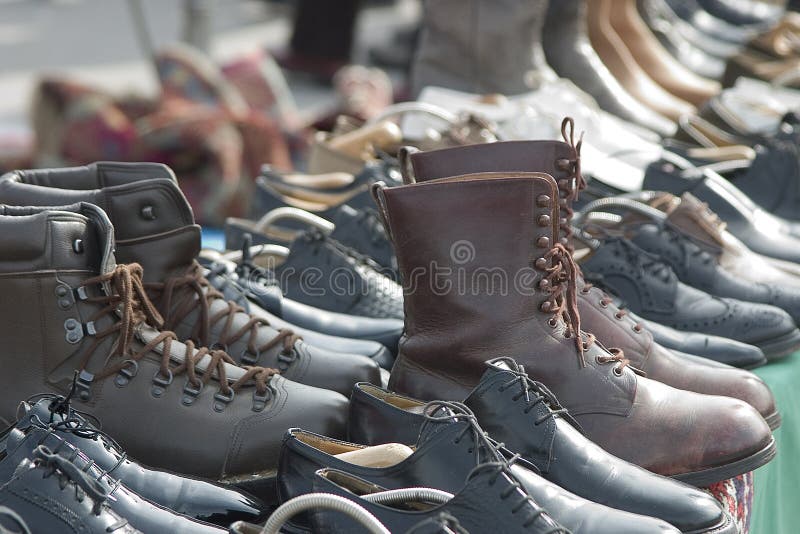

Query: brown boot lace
[144,261,300,369]
[76,263,276,408]
[546,118,630,374]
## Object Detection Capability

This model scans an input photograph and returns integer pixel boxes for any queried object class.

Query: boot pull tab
[370,181,394,242]
[397,146,419,184]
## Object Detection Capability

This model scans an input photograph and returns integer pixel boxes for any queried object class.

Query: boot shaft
[0,162,200,282]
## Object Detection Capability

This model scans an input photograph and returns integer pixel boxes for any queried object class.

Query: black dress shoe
[0,445,140,534]
[227,205,399,281]
[348,359,736,533]
[279,403,681,533]
[310,465,568,534]
[542,0,677,136]
[254,229,403,319]
[579,236,800,359]
[642,153,800,264]
[0,400,231,533]
[9,396,266,526]
[202,259,399,367]
[630,311,767,368]
[665,0,763,44]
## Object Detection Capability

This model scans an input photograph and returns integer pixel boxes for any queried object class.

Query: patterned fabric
[28,45,291,226]
[706,472,754,534]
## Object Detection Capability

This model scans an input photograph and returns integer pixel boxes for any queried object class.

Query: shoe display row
[3,0,800,531]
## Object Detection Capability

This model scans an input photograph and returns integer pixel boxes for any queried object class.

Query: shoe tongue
[415,402,474,447]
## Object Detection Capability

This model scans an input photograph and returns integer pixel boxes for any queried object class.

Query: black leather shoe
[348,359,736,533]
[227,205,398,281]
[578,236,800,359]
[580,197,800,325]
[0,400,231,533]
[642,154,800,265]
[665,0,763,44]
[279,403,687,533]
[630,311,768,368]
[0,445,141,534]
[696,0,784,25]
[246,229,404,319]
[8,395,266,527]
[310,465,569,534]
[202,259,399,368]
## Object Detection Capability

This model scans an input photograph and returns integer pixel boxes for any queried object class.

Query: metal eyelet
[151,369,173,398]
[633,324,643,333]
[277,350,296,371]
[614,312,623,320]
[252,389,272,412]
[114,360,139,388]
[548,318,558,328]
[182,380,203,406]
[213,389,235,412]
[613,367,624,377]
[240,348,260,366]
[599,301,608,308]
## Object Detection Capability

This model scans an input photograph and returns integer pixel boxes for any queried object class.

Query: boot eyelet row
[213,389,235,412]
[151,369,174,398]
[114,359,139,388]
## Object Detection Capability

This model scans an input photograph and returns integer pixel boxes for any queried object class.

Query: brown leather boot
[0,163,381,396]
[404,119,780,430]
[0,203,347,480]
[376,168,775,486]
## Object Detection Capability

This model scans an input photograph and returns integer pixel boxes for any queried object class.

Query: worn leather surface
[379,172,773,481]
[310,466,572,534]
[0,163,382,396]
[543,0,677,136]
[408,139,778,422]
[348,360,736,534]
[588,0,697,120]
[280,413,678,533]
[11,398,266,526]
[0,447,141,534]
[0,421,226,533]
[0,204,349,479]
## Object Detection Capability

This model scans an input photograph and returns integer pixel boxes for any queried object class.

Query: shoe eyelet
[182,380,203,406]
[252,388,272,412]
[599,301,608,308]
[581,341,588,351]
[240,348,260,366]
[114,359,139,388]
[633,324,643,333]
[151,369,173,398]
[613,367,623,377]
[580,287,590,294]
[614,312,623,320]
[213,389,235,412]
[548,318,558,328]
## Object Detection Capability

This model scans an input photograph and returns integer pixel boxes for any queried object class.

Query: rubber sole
[755,328,800,361]
[764,410,782,431]
[670,437,777,488]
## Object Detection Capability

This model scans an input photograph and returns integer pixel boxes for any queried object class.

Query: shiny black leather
[580,237,800,357]
[666,0,763,43]
[348,359,735,534]
[203,263,399,367]
[310,466,568,534]
[0,446,141,534]
[542,0,677,136]
[0,429,221,533]
[643,156,800,264]
[8,397,266,527]
[629,222,800,323]
[279,405,680,533]
[271,230,403,319]
[629,310,767,368]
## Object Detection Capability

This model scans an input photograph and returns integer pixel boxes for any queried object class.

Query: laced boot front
[403,117,780,430]
[375,170,775,486]
[0,162,381,396]
[0,203,348,482]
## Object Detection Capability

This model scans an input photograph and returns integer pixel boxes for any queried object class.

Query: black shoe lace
[30,445,129,531]
[491,358,583,431]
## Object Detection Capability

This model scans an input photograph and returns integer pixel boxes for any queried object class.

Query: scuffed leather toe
[284,340,382,396]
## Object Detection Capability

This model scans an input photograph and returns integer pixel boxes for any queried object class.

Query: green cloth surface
[751,354,800,534]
